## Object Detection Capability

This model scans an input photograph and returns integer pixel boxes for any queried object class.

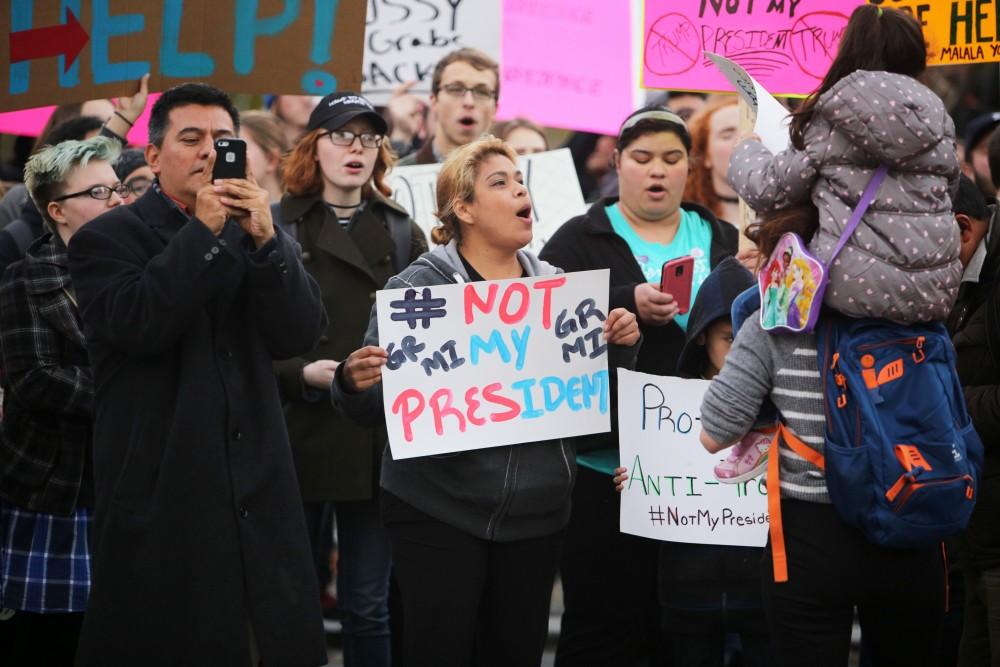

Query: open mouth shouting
[344,160,365,175]
[515,203,533,224]
[646,183,668,200]
[458,116,477,130]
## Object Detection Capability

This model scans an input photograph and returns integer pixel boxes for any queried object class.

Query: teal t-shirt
[607,203,713,332]
[577,204,714,476]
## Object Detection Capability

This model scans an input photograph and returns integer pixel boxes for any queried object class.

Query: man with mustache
[67,83,329,666]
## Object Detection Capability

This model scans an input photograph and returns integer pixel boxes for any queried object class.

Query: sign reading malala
[872,0,1000,66]
[377,270,611,460]
[618,370,768,547]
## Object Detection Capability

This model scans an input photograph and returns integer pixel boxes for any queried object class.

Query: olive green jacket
[274,191,427,501]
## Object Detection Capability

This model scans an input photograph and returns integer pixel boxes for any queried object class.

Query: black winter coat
[949,204,1000,570]
[67,189,329,666]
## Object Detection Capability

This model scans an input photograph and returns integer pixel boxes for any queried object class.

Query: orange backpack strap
[767,424,826,583]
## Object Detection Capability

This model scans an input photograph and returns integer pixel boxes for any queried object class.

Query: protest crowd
[4,2,1000,666]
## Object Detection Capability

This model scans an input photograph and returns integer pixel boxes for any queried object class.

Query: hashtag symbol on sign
[389,288,448,330]
[649,506,665,525]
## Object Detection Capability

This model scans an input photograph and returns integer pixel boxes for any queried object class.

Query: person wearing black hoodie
[540,106,737,666]
[660,257,770,666]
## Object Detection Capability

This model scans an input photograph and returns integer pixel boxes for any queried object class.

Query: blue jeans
[336,498,392,667]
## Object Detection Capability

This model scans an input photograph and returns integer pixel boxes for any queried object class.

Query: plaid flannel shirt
[0,234,94,515]
[0,500,90,612]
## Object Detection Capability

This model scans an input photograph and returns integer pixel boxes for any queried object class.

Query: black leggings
[762,499,947,667]
[381,491,563,667]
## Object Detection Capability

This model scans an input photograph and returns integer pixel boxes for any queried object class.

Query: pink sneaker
[714,430,772,484]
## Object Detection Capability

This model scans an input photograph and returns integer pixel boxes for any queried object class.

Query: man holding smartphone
[67,83,328,666]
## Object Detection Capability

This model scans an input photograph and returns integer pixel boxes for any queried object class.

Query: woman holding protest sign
[332,135,641,667]
[274,91,426,667]
[539,106,738,666]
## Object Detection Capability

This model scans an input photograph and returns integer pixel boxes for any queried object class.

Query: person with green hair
[0,135,126,664]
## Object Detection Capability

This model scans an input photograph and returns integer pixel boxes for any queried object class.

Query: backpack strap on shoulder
[767,423,825,583]
[386,209,412,273]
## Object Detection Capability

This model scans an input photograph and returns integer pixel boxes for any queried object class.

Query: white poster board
[617,369,769,547]
[378,269,611,459]
[705,52,790,156]
[362,0,502,106]
[387,147,587,252]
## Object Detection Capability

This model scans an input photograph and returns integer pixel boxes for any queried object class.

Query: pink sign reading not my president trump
[642,0,866,96]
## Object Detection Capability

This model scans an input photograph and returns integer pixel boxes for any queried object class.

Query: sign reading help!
[377,270,612,460]
[2,0,367,112]
[642,0,866,96]
[618,370,768,547]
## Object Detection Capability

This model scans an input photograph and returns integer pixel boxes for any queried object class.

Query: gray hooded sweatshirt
[729,70,962,323]
[331,240,638,541]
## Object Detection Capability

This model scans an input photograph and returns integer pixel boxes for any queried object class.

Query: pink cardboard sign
[498,0,635,135]
[0,93,161,146]
[642,0,866,96]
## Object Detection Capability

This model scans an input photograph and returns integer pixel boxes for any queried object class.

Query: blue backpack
[815,316,983,547]
[768,315,983,582]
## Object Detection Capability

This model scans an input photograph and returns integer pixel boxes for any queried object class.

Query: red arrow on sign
[9,9,90,73]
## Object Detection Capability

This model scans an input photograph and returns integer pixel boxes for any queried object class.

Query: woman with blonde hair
[684,97,741,225]
[332,136,641,666]
[275,91,425,667]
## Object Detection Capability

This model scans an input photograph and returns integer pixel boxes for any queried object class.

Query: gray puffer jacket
[729,70,961,323]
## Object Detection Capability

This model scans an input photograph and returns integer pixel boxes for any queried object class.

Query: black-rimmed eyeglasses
[52,183,130,202]
[438,83,496,102]
[324,130,383,149]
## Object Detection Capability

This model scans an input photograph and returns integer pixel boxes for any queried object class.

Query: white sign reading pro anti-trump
[618,370,768,547]
[377,269,611,459]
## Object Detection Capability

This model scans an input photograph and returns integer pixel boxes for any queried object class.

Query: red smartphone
[660,256,695,316]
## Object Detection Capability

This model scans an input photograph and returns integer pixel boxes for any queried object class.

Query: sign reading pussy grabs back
[376,269,611,459]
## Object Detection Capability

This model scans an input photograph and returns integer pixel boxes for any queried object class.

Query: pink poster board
[497,1,635,135]
[642,0,866,96]
[0,93,160,145]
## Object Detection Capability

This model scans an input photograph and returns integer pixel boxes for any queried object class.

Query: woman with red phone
[540,107,738,665]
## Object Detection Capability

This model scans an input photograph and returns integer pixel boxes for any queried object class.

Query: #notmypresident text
[376,269,612,459]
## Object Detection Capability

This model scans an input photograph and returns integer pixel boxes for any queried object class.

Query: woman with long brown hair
[275,91,426,667]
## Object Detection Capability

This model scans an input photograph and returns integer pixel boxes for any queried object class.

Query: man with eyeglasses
[397,48,500,167]
[66,83,328,666]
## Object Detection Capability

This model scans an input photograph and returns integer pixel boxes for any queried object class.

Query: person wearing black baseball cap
[277,90,426,667]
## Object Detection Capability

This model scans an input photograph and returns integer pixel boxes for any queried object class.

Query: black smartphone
[212,138,246,180]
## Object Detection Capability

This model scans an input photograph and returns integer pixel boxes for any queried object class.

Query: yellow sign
[871,0,1000,66]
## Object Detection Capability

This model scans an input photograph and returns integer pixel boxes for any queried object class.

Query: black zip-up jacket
[949,203,1000,569]
[539,197,738,451]
[331,240,639,541]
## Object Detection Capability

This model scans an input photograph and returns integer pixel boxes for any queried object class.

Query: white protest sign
[388,147,587,252]
[377,269,611,459]
[618,369,768,547]
[362,0,501,106]
[705,52,790,156]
